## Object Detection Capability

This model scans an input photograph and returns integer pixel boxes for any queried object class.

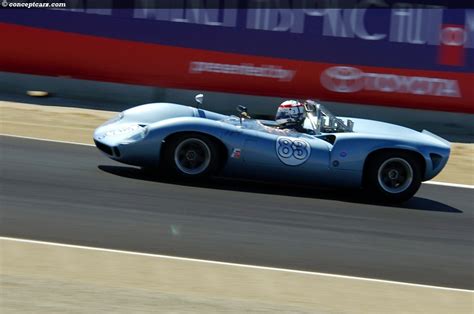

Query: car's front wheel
[164,133,219,178]
[365,151,422,203]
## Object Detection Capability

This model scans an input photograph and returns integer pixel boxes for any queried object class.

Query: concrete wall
[1,71,472,142]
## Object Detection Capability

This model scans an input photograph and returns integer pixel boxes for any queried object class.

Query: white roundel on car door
[276,137,311,166]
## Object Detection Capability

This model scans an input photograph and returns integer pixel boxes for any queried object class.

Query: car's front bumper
[93,122,159,167]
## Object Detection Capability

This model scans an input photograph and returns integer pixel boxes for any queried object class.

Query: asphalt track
[1,136,473,289]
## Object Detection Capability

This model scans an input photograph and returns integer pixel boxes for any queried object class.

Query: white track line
[1,236,472,293]
[0,133,93,146]
[2,133,472,189]
[423,181,474,189]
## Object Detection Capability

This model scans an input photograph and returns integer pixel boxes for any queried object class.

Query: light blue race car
[94,94,450,203]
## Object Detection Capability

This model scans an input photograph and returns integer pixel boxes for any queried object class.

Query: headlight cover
[122,125,149,144]
[101,112,124,127]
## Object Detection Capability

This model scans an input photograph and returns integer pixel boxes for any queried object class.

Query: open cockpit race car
[94,94,450,203]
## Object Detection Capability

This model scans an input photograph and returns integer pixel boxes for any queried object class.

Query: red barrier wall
[0,23,472,113]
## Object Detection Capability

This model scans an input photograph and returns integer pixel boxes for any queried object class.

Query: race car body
[94,96,450,202]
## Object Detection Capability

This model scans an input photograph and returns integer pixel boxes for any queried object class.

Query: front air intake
[430,153,442,170]
[113,147,121,157]
[94,140,113,156]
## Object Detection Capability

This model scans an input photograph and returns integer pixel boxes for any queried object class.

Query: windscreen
[304,100,353,133]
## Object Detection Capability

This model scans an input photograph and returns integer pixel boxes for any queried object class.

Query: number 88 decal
[276,137,311,166]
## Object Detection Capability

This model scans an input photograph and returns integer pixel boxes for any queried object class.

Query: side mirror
[236,105,250,125]
[237,105,247,114]
[195,94,204,108]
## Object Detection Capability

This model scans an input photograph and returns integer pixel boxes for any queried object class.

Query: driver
[275,100,310,133]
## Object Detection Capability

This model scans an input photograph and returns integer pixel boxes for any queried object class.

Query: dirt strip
[1,101,472,185]
[1,238,472,314]
[0,101,115,144]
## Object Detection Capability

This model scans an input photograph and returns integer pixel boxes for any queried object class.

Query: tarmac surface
[1,135,473,289]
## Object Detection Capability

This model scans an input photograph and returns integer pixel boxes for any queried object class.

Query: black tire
[365,151,422,203]
[163,133,220,178]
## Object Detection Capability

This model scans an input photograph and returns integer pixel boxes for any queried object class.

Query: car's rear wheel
[366,151,422,203]
[164,133,219,178]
